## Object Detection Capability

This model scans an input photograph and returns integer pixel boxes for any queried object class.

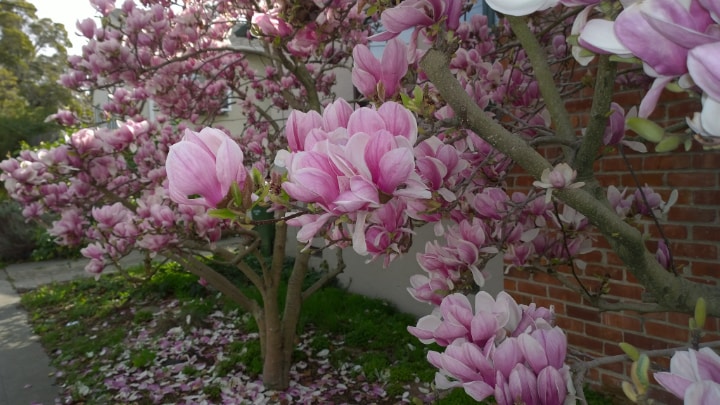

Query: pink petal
[463,381,495,402]
[654,372,694,398]
[518,333,549,374]
[641,0,715,48]
[537,366,567,405]
[380,38,409,97]
[348,176,380,205]
[378,102,418,144]
[347,107,386,136]
[695,347,720,382]
[166,143,221,207]
[378,148,414,194]
[286,110,323,152]
[470,312,498,344]
[578,19,630,55]
[508,364,539,405]
[289,213,334,242]
[352,45,380,97]
[615,4,689,76]
[322,99,354,131]
[380,2,434,34]
[685,381,720,404]
[283,168,338,204]
[688,42,720,100]
[493,338,524,379]
[214,136,246,194]
[639,76,673,118]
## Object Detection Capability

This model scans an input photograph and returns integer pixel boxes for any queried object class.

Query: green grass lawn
[21,259,618,404]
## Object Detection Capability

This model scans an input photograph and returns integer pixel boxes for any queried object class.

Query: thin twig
[618,146,677,275]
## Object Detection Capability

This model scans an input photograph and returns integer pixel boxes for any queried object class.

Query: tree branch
[166,251,261,315]
[302,248,346,300]
[506,15,576,156]
[574,55,616,180]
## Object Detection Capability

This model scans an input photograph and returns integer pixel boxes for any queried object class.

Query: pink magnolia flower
[166,128,248,208]
[251,10,292,38]
[607,185,633,217]
[533,163,585,203]
[76,18,96,39]
[92,202,131,230]
[285,109,323,153]
[283,102,430,207]
[407,274,451,306]
[283,99,355,154]
[655,240,672,270]
[371,0,463,42]
[363,200,413,265]
[283,102,428,252]
[655,348,720,401]
[614,1,703,77]
[473,188,509,220]
[89,0,115,16]
[415,136,469,196]
[352,38,408,100]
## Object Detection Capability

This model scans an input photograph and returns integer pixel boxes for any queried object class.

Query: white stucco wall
[286,224,504,318]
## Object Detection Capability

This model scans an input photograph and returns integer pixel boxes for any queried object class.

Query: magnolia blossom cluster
[62,0,376,163]
[408,292,572,404]
[654,347,720,403]
[409,188,591,305]
[250,0,370,57]
[450,14,549,134]
[573,0,720,138]
[0,120,223,275]
[278,99,431,260]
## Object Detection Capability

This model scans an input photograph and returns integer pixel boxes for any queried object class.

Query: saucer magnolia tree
[2,0,378,390]
[2,0,720,401]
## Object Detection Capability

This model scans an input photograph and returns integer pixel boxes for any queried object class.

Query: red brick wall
[504,79,720,400]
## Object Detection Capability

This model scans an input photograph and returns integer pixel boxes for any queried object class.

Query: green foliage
[130,348,157,368]
[133,310,154,324]
[358,352,391,381]
[436,388,482,404]
[203,384,223,401]
[237,339,263,376]
[585,387,620,405]
[138,262,208,299]
[29,228,82,262]
[0,0,78,157]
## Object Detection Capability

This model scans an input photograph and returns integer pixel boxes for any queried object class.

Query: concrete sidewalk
[0,252,146,405]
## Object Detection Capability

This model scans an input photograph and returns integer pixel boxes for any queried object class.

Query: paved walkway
[0,252,146,405]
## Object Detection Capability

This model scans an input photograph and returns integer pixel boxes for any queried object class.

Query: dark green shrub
[29,228,82,262]
[0,198,38,262]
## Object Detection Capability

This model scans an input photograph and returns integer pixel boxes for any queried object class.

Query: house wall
[505,75,720,399]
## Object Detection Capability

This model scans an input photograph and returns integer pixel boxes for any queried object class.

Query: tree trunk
[255,220,305,390]
[258,311,293,390]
